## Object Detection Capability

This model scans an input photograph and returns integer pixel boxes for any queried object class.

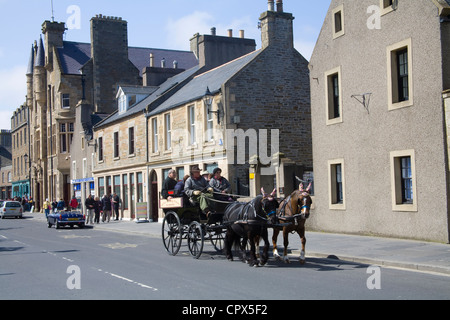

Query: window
[165,114,171,151]
[123,174,128,210]
[332,5,345,39]
[189,105,196,145]
[98,137,103,161]
[390,150,417,211]
[128,127,135,155]
[118,94,127,114]
[98,177,105,198]
[152,118,158,153]
[113,175,121,197]
[397,49,409,102]
[114,132,119,158]
[205,103,214,141]
[137,172,143,203]
[62,94,70,109]
[380,0,395,15]
[325,67,343,125]
[387,38,413,110]
[328,159,346,210]
[60,122,74,153]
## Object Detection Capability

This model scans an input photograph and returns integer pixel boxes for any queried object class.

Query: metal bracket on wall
[351,93,372,114]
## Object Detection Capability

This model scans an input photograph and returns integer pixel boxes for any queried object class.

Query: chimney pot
[150,53,154,67]
[276,0,283,12]
[211,27,216,36]
[268,0,275,11]
[173,60,178,69]
[228,29,233,37]
[239,30,245,38]
[161,58,166,68]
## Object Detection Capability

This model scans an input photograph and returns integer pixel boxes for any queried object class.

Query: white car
[0,201,23,219]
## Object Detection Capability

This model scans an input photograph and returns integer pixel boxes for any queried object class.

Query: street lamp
[204,87,222,125]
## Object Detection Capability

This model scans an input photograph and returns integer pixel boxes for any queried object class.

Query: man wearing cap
[184,165,213,214]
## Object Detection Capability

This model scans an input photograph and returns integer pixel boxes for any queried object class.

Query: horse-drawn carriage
[161,194,231,259]
[160,184,313,266]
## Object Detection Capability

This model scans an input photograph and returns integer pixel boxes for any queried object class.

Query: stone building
[93,0,312,221]
[26,15,197,211]
[0,130,12,200]
[11,105,31,198]
[309,0,450,242]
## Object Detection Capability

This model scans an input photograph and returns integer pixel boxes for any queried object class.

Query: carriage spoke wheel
[210,228,225,253]
[187,221,204,259]
[162,211,182,256]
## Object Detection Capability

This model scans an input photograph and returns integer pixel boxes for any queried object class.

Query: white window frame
[332,5,345,39]
[328,158,346,210]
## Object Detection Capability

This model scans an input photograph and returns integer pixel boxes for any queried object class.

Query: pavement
[27,212,450,276]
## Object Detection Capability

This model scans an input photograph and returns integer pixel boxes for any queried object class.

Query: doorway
[150,170,159,222]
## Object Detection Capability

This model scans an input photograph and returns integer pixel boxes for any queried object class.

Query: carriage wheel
[210,229,225,253]
[187,221,204,259]
[162,211,182,256]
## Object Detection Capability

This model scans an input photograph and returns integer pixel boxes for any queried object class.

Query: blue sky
[0,0,331,130]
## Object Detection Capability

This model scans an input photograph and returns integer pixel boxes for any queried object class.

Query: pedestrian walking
[85,194,95,225]
[43,198,51,218]
[112,192,120,221]
[94,196,101,224]
[101,194,112,223]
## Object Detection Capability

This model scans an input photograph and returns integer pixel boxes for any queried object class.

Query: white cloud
[0,65,27,130]
[166,11,215,50]
[165,11,260,51]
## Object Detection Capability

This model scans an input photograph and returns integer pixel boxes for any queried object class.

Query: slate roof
[96,65,201,128]
[57,41,198,76]
[147,49,262,117]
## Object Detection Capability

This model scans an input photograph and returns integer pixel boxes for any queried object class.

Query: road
[1,215,449,303]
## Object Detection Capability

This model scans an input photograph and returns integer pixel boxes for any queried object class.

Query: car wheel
[55,221,60,229]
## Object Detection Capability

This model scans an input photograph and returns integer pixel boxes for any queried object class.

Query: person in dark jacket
[101,194,112,223]
[85,194,95,225]
[162,169,178,199]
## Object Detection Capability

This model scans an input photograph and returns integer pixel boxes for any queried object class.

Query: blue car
[47,211,85,229]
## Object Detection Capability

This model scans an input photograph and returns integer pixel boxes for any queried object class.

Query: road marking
[60,235,92,239]
[99,243,138,250]
[94,268,158,291]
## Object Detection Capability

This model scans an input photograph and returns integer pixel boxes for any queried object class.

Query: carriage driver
[184,165,214,215]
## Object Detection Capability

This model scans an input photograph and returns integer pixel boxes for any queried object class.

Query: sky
[0,0,331,130]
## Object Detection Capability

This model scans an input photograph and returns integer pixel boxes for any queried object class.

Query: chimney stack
[227,29,233,37]
[211,27,216,36]
[239,30,245,38]
[276,0,283,12]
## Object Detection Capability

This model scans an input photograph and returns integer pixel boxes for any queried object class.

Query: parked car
[47,211,85,229]
[0,201,23,219]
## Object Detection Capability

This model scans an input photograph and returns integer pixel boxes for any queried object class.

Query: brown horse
[272,183,312,264]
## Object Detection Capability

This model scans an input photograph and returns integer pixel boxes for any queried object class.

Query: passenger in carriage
[162,169,178,200]
[209,168,232,201]
[184,165,214,214]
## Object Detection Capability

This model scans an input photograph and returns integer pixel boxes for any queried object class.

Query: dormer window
[116,86,155,115]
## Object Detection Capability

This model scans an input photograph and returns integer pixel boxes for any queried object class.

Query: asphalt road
[1,215,449,302]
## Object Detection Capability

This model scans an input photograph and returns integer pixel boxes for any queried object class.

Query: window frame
[328,159,346,210]
[390,150,417,212]
[387,38,413,111]
[332,5,345,39]
[325,66,343,125]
